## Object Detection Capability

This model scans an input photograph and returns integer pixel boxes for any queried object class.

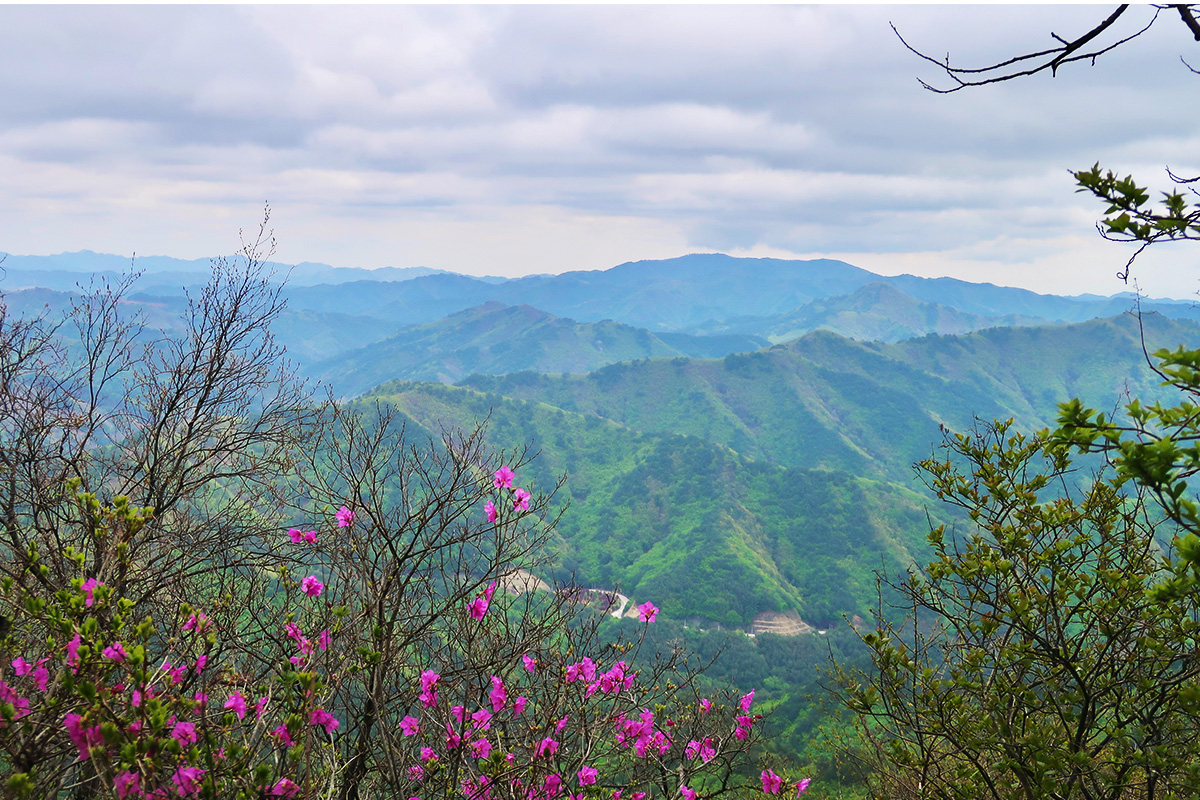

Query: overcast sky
[2,5,1198,298]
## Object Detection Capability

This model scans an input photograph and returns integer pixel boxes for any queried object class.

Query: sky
[1,4,1198,298]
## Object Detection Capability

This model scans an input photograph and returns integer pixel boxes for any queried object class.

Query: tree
[827,420,1200,800]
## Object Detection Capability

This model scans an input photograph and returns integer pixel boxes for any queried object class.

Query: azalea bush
[0,460,813,799]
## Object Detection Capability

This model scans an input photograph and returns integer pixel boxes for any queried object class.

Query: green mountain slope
[364,380,933,629]
[460,312,1198,482]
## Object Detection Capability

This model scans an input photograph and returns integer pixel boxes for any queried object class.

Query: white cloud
[1,5,1198,299]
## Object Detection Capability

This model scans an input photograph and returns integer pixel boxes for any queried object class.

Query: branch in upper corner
[892,6,1168,93]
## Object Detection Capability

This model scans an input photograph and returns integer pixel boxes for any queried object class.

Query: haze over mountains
[4,250,1198,629]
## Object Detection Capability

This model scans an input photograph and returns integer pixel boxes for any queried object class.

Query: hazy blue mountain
[0,286,399,365]
[0,250,456,292]
[690,282,1056,342]
[306,301,768,396]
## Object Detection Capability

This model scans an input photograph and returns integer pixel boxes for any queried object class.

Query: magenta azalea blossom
[762,770,783,794]
[400,715,420,736]
[420,670,440,707]
[336,505,354,527]
[172,721,198,745]
[113,771,141,799]
[536,737,559,758]
[578,766,598,787]
[301,575,324,597]
[795,779,812,796]
[493,465,515,489]
[699,698,712,714]
[637,602,658,623]
[271,778,300,798]
[739,690,755,712]
[420,746,438,762]
[172,766,205,797]
[485,500,497,523]
[225,692,247,720]
[522,653,536,672]
[512,487,531,511]
[102,642,128,662]
[81,577,102,607]
[66,632,82,673]
[471,737,492,759]
[513,695,528,715]
[468,595,488,620]
[680,785,697,800]
[311,708,339,735]
[489,676,507,712]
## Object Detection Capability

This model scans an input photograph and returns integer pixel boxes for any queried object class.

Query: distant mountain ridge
[307,301,768,396]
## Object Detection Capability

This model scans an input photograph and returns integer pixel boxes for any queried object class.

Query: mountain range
[4,250,1199,629]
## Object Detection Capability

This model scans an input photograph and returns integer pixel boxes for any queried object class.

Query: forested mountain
[5,252,1196,632]
[355,312,1199,628]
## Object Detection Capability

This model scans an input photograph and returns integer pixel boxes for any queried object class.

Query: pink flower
[489,676,507,712]
[762,770,783,794]
[272,724,295,746]
[113,771,141,799]
[336,505,354,527]
[795,779,812,796]
[513,695,528,715]
[493,466,515,489]
[536,737,559,758]
[401,715,420,736]
[700,741,716,763]
[289,528,318,545]
[182,612,209,632]
[195,654,208,674]
[66,632,82,673]
[577,766,598,787]
[81,577,102,607]
[319,629,332,650]
[468,592,490,620]
[420,746,438,762]
[172,766,205,796]
[64,713,98,759]
[555,714,569,732]
[485,500,498,523]
[409,765,426,782]
[565,657,596,683]
[271,778,300,797]
[171,721,197,746]
[11,658,31,676]
[512,487,531,511]
[102,642,128,662]
[637,602,658,623]
[522,654,537,672]
[301,575,325,597]
[311,708,340,735]
[686,740,702,759]
[471,708,493,730]
[256,696,270,717]
[470,737,492,758]
[739,690,755,712]
[543,773,563,800]
[420,670,440,707]
[680,785,697,800]
[699,698,711,715]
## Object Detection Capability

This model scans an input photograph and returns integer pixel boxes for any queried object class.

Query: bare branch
[893,6,1170,93]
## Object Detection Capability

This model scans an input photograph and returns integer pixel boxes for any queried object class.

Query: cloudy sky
[2,5,1198,297]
